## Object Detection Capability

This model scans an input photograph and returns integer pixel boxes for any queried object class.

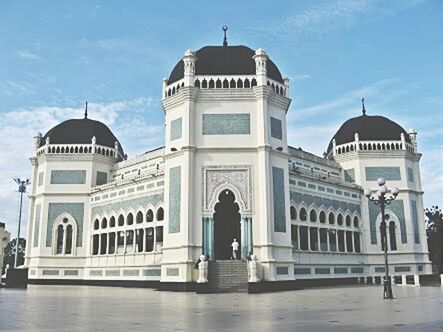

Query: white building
[25,37,431,291]
[1,222,11,273]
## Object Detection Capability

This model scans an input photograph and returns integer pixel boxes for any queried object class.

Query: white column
[106,233,110,254]
[62,226,67,255]
[153,227,157,252]
[414,275,420,286]
[98,231,101,255]
[297,226,300,250]
[401,275,407,286]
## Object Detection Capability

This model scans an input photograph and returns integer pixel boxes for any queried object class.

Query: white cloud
[289,74,312,81]
[16,50,45,62]
[0,98,163,237]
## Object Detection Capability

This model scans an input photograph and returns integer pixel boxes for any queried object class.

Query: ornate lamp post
[364,177,399,299]
[12,177,31,268]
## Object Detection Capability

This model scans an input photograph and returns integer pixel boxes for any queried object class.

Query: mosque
[24,31,431,291]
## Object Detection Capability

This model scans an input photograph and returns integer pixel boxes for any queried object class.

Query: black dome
[168,45,284,84]
[327,114,410,153]
[41,118,124,154]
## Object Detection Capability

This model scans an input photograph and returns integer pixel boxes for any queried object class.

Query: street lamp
[365,177,399,299]
[12,177,31,268]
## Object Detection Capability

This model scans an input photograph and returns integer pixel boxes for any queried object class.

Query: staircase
[207,260,248,293]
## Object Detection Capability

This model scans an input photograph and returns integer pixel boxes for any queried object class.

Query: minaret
[253,48,268,86]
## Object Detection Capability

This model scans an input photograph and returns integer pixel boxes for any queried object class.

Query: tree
[2,237,26,273]
[425,206,443,273]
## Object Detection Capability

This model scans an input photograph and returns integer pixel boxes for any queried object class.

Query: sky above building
[0,0,442,235]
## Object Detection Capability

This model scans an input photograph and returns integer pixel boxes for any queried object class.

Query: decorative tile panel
[270,117,282,140]
[33,204,41,247]
[170,117,182,140]
[38,172,44,186]
[315,267,330,274]
[411,200,420,244]
[46,203,84,247]
[105,270,120,276]
[365,167,401,181]
[351,267,364,273]
[276,266,288,275]
[143,269,161,276]
[169,166,181,233]
[202,113,250,135]
[50,170,86,184]
[394,266,411,272]
[407,167,414,182]
[290,192,361,215]
[344,169,355,183]
[368,199,406,244]
[96,171,107,185]
[64,270,79,276]
[334,267,348,274]
[294,268,311,275]
[90,270,103,276]
[272,167,286,232]
[42,270,59,276]
[166,268,179,276]
[374,267,385,273]
[123,269,139,276]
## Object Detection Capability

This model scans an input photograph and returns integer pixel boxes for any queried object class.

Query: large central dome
[168,45,284,84]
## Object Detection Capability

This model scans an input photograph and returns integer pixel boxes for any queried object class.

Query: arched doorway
[213,189,241,260]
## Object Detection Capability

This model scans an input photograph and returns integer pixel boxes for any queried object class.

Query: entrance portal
[213,189,241,260]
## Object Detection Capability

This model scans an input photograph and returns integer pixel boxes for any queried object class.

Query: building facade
[1,222,11,274]
[24,40,431,289]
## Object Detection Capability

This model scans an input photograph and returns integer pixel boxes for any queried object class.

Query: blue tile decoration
[374,267,385,273]
[33,204,41,247]
[315,267,330,274]
[123,269,140,276]
[294,268,311,275]
[273,167,286,232]
[270,117,282,140]
[42,270,59,276]
[202,113,250,135]
[344,169,355,183]
[169,166,181,233]
[64,270,79,276]
[407,167,414,182]
[411,200,420,243]
[276,266,289,275]
[290,191,361,215]
[91,193,163,216]
[351,267,364,273]
[334,267,348,274]
[96,171,107,185]
[170,117,182,140]
[46,203,84,247]
[50,170,86,184]
[166,268,179,276]
[143,269,161,276]
[38,172,44,186]
[105,270,120,276]
[394,266,411,272]
[368,199,406,244]
[90,270,103,276]
[365,167,401,181]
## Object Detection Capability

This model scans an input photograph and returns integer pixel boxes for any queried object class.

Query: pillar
[414,274,420,286]
[401,275,407,286]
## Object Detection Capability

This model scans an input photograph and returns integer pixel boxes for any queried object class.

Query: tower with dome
[24,32,431,292]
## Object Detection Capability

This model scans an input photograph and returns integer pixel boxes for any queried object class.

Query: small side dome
[168,45,284,84]
[40,118,124,155]
[327,114,410,153]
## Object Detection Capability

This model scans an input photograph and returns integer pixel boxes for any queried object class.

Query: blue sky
[0,0,442,236]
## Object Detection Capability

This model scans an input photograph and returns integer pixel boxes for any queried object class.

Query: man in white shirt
[231,238,239,260]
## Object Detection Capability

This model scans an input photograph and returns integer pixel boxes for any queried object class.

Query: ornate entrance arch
[213,189,241,260]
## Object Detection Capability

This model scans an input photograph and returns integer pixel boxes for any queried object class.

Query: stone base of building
[5,268,29,289]
[28,278,160,288]
[248,277,360,293]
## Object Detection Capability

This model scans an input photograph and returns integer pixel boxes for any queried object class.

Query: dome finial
[222,25,228,47]
[361,98,366,116]
[84,101,88,119]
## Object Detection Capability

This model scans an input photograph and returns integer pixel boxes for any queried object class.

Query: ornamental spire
[84,101,88,119]
[222,25,228,47]
[361,98,366,116]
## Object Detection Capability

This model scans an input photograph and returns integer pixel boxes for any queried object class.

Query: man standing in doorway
[231,238,239,260]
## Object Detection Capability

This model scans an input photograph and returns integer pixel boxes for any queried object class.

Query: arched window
[353,216,359,228]
[389,221,397,251]
[319,211,326,223]
[156,207,164,221]
[127,213,133,225]
[310,209,317,222]
[101,217,107,229]
[136,211,143,224]
[146,209,154,222]
[300,208,307,221]
[290,206,297,220]
[337,214,343,226]
[94,219,99,230]
[345,215,351,227]
[329,212,335,224]
[118,214,124,226]
[54,216,76,255]
[110,216,116,227]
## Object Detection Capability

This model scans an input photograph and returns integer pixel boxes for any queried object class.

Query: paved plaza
[0,285,442,331]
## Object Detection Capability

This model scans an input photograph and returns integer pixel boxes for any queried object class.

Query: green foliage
[425,206,443,273]
[2,237,26,273]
